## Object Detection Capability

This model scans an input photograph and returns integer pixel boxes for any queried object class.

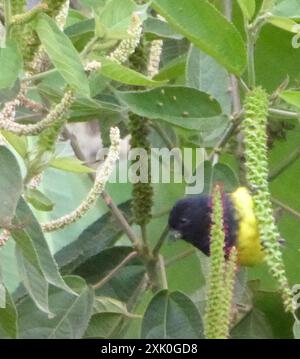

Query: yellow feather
[230,187,264,266]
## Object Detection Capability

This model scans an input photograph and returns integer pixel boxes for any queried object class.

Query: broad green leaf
[0,80,21,104]
[14,237,50,314]
[0,41,22,89]
[10,198,74,313]
[50,157,95,174]
[37,83,121,122]
[237,0,256,20]
[0,146,23,227]
[273,0,300,18]
[141,290,203,339]
[294,321,300,339]
[0,131,28,159]
[117,86,222,131]
[203,161,239,194]
[65,18,94,39]
[253,24,300,91]
[79,0,106,8]
[144,16,183,40]
[251,290,294,338]
[152,0,246,75]
[25,188,54,212]
[35,14,90,96]
[154,55,186,81]
[18,276,94,339]
[55,201,131,273]
[231,310,274,339]
[0,287,18,339]
[98,0,135,38]
[84,313,125,338]
[100,58,167,86]
[267,16,298,33]
[93,296,138,318]
[280,91,300,109]
[73,247,145,303]
[186,46,231,115]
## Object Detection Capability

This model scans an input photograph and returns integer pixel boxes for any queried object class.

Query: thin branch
[158,255,168,290]
[269,108,300,120]
[153,224,169,257]
[92,251,138,290]
[63,127,138,246]
[271,197,300,221]
[165,248,196,267]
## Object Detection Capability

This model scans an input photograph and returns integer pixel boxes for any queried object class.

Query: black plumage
[168,194,238,257]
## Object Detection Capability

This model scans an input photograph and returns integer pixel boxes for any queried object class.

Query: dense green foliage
[0,0,300,339]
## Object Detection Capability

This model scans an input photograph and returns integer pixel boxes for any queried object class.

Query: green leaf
[84,313,125,338]
[98,0,135,38]
[18,276,94,339]
[280,90,300,109]
[0,146,23,228]
[294,321,300,339]
[231,310,274,339]
[73,247,145,303]
[237,0,256,20]
[0,40,22,89]
[55,201,131,272]
[14,236,50,314]
[35,14,90,96]
[93,296,138,318]
[25,188,54,212]
[144,16,183,40]
[152,0,246,75]
[100,58,167,86]
[0,131,28,159]
[10,198,74,313]
[141,290,203,339]
[267,16,298,33]
[186,45,231,115]
[0,287,18,339]
[154,55,186,81]
[273,0,300,18]
[49,157,95,174]
[117,86,222,131]
[254,23,300,92]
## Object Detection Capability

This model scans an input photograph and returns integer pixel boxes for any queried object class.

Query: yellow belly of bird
[230,187,265,266]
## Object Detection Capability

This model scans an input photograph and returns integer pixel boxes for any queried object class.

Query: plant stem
[271,197,300,221]
[153,224,169,257]
[141,224,148,248]
[63,127,138,246]
[158,255,168,289]
[165,248,195,267]
[269,146,300,181]
[93,251,138,290]
[246,23,256,88]
[269,108,300,120]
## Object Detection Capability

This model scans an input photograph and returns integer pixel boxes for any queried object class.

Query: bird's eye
[179,217,189,225]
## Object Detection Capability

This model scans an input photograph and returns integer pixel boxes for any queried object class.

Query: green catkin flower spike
[204,185,234,339]
[129,113,153,226]
[243,87,294,313]
[37,90,75,153]
[222,247,238,337]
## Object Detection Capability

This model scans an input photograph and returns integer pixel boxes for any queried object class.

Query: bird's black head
[168,196,212,256]
[168,194,237,257]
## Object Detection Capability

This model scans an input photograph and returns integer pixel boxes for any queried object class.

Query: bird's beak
[169,229,182,241]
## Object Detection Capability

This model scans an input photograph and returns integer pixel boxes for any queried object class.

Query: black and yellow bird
[168,187,265,266]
